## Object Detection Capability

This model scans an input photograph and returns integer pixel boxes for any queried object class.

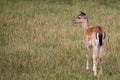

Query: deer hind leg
[93,45,98,76]
[99,46,103,75]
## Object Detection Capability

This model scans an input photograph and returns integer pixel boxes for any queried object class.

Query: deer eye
[78,16,81,19]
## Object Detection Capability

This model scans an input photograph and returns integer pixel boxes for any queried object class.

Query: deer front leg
[86,45,90,70]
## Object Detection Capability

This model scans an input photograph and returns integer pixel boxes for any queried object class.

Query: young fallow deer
[72,11,106,76]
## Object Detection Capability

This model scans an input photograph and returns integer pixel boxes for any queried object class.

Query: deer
[72,11,106,76]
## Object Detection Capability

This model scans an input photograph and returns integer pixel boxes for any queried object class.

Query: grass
[0,0,120,80]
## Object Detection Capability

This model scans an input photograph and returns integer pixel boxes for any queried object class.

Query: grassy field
[0,0,120,80]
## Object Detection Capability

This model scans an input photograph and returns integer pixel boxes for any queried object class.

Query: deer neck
[81,20,89,33]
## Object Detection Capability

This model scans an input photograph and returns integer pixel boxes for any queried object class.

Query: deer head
[72,11,88,23]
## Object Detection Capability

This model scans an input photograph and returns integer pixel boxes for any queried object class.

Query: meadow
[0,0,120,80]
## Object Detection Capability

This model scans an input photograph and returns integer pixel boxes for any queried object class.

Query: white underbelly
[88,40,92,48]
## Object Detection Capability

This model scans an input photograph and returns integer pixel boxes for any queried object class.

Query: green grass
[0,0,120,80]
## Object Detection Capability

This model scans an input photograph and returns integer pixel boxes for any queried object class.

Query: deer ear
[80,11,86,16]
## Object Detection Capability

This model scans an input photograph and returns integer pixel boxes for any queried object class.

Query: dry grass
[0,0,120,80]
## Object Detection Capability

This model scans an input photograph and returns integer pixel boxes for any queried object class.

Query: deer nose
[72,19,77,24]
